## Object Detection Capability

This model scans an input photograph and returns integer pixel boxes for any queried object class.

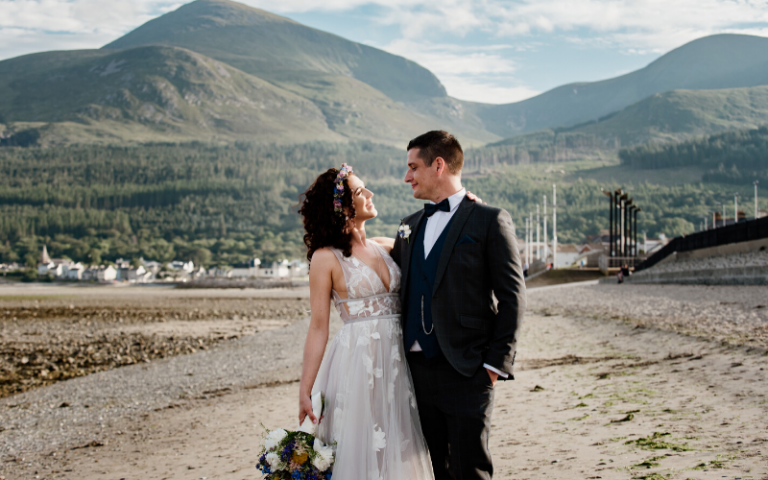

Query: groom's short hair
[407,130,463,175]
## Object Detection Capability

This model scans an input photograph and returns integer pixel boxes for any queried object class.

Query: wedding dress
[312,243,434,480]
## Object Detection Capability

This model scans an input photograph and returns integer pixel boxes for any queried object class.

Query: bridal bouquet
[257,393,334,479]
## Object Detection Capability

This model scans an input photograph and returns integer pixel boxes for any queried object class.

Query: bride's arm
[298,249,335,425]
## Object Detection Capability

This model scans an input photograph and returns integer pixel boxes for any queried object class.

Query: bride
[297,164,434,479]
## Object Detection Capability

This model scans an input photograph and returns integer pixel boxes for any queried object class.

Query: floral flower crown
[333,163,354,215]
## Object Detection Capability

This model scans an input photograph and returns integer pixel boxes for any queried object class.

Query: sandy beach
[1,282,767,480]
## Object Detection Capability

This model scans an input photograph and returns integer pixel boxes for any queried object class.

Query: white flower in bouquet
[312,438,334,472]
[264,428,288,451]
[265,452,285,471]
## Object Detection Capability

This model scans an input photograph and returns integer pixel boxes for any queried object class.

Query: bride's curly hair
[299,168,356,264]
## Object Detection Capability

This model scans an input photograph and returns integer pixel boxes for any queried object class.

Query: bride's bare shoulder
[372,237,395,253]
[310,247,337,266]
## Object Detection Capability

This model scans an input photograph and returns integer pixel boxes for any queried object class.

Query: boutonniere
[398,222,412,243]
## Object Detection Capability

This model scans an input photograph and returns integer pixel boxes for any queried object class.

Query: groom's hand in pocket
[486,368,498,387]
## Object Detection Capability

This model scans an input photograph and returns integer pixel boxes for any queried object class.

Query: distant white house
[207,266,232,278]
[258,260,293,279]
[287,259,309,277]
[38,258,75,278]
[114,258,132,269]
[82,265,118,282]
[141,259,163,275]
[230,258,261,278]
[170,260,195,273]
[1,263,21,274]
[65,263,85,280]
[98,265,117,282]
[116,265,152,283]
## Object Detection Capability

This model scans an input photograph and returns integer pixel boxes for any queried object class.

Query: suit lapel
[401,210,425,298]
[433,197,475,295]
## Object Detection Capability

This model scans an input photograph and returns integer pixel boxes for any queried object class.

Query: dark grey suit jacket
[391,197,526,379]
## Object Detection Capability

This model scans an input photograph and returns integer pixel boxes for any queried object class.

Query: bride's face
[346,175,377,222]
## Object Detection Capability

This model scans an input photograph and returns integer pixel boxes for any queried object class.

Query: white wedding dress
[312,243,434,480]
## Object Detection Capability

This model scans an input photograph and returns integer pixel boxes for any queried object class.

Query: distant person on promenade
[618,263,630,284]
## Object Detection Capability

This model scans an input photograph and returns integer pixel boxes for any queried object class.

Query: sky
[2,0,768,104]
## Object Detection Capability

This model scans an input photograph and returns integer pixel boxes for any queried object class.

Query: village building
[65,263,85,280]
[553,243,581,269]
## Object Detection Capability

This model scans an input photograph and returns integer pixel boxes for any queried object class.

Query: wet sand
[2,283,767,480]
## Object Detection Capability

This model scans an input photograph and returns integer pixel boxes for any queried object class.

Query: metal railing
[636,216,768,272]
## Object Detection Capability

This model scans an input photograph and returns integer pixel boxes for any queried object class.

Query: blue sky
[2,0,768,104]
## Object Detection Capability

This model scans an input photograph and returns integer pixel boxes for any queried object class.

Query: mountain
[100,0,499,145]
[473,34,768,138]
[487,85,768,152]
[104,0,446,103]
[2,2,768,148]
[0,0,497,146]
[0,45,340,145]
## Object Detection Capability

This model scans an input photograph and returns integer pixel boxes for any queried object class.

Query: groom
[391,130,526,480]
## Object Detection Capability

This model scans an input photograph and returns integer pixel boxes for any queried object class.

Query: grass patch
[625,432,691,452]
[635,474,670,480]
[632,455,666,469]
[571,414,590,421]
[611,413,635,423]
[693,454,736,470]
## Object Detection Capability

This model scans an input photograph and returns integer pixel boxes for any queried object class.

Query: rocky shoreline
[2,282,767,479]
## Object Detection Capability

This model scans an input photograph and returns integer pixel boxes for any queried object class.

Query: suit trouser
[407,351,495,480]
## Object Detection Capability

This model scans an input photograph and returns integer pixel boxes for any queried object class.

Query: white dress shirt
[409,188,508,379]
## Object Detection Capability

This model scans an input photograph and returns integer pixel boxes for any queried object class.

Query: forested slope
[1,141,759,268]
[619,125,768,184]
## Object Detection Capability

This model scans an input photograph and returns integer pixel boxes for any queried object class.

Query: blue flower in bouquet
[257,417,334,479]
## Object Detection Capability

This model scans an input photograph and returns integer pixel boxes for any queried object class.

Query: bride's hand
[299,393,317,425]
[467,191,485,204]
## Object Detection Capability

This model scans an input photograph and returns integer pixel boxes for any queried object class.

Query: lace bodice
[330,243,401,323]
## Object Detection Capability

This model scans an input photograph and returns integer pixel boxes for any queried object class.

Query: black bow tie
[424,199,451,217]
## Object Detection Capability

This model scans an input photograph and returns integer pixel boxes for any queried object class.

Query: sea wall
[601,240,768,285]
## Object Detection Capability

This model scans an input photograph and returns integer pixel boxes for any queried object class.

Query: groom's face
[405,148,438,200]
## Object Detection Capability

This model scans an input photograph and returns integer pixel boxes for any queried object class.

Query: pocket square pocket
[456,235,477,245]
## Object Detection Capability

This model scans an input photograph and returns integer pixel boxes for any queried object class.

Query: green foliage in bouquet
[256,425,334,480]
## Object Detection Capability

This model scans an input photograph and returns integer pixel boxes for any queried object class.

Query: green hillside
[469,85,768,165]
[3,140,765,269]
[99,0,499,145]
[3,2,768,147]
[473,34,768,138]
[619,124,768,181]
[104,0,446,103]
[0,0,499,147]
[0,45,339,145]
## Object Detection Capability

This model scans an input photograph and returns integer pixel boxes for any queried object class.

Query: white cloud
[0,0,180,59]
[439,76,541,103]
[379,38,539,102]
[1,0,767,104]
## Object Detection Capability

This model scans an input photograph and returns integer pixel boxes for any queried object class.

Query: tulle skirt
[312,315,434,480]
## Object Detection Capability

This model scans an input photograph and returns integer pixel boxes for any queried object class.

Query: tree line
[618,126,768,181]
[1,138,754,268]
